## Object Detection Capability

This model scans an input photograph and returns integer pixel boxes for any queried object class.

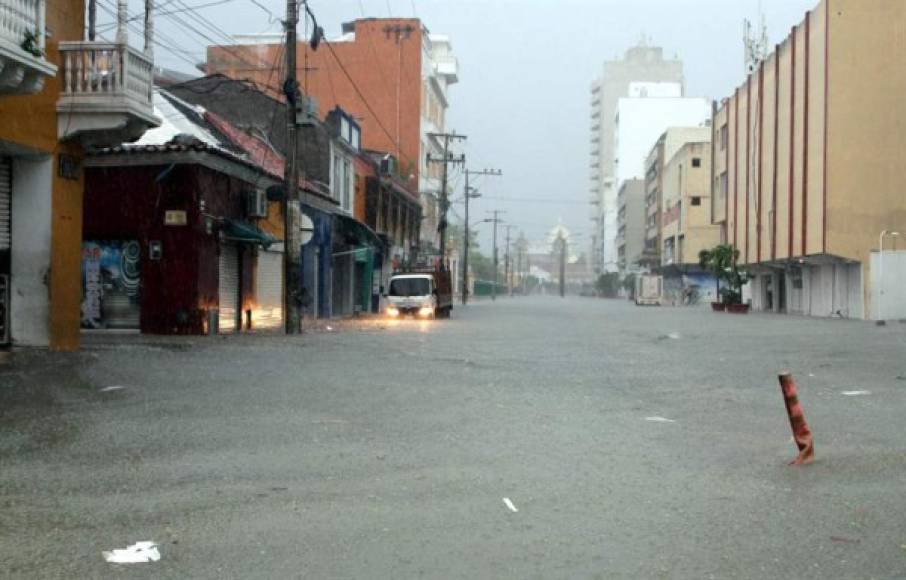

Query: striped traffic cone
[778,372,815,465]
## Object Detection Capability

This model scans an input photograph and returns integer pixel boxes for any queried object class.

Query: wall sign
[164,210,187,226]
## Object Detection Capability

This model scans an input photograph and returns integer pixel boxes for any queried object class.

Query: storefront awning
[334,214,384,249]
[222,219,278,248]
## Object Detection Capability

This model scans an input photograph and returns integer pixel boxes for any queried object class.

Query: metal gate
[0,274,8,345]
[254,248,283,330]
[0,157,9,344]
[0,157,10,252]
[218,243,240,333]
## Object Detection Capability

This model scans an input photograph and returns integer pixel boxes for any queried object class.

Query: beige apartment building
[616,179,646,272]
[661,142,720,267]
[712,0,906,320]
[641,126,711,268]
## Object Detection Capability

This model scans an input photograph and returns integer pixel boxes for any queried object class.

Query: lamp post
[878,230,900,325]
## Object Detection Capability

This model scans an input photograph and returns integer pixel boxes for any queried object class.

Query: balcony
[0,0,57,95]
[57,41,158,146]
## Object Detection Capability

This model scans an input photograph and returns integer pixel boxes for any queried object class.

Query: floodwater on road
[2,297,906,579]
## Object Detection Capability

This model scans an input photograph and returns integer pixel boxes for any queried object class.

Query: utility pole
[283,0,301,334]
[558,233,567,298]
[486,210,505,301]
[503,225,514,297]
[462,168,502,305]
[426,132,466,268]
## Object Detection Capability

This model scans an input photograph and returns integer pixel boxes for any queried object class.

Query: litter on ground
[102,541,160,564]
[645,416,676,423]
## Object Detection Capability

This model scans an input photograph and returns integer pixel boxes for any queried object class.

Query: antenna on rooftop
[743,0,768,74]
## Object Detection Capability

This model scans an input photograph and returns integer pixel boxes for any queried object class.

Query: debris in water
[102,541,160,564]
[830,536,861,545]
[657,332,681,340]
[325,326,334,331]
[645,416,676,423]
[99,386,126,393]
[503,497,518,513]
[841,390,871,396]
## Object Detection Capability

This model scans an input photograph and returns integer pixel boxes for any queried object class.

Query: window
[720,125,728,151]
[691,196,702,206]
[332,153,341,201]
[692,157,701,168]
[343,159,353,212]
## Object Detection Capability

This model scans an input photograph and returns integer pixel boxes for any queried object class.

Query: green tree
[698,244,750,305]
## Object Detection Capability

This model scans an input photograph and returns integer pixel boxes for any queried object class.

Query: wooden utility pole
[283,0,301,334]
[462,168,501,305]
[426,132,466,267]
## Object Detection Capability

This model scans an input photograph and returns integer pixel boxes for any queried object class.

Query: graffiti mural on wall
[81,241,141,329]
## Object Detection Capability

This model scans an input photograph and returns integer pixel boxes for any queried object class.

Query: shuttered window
[218,243,240,333]
[0,157,10,251]
[254,248,283,330]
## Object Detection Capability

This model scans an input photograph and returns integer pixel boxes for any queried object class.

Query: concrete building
[589,43,684,275]
[712,0,906,320]
[616,179,646,273]
[641,127,712,269]
[599,92,710,273]
[661,141,720,267]
[0,0,157,349]
[206,19,458,256]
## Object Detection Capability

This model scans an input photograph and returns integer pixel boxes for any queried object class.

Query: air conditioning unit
[246,190,268,218]
[380,155,397,177]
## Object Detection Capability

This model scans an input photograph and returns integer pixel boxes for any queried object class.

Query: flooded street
[3,298,906,579]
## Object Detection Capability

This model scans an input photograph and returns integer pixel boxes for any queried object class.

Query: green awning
[222,219,278,248]
[335,214,384,249]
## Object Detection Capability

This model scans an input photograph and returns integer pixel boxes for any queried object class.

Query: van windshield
[389,278,430,297]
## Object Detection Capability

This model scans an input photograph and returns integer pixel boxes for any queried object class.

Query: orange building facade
[206,18,459,254]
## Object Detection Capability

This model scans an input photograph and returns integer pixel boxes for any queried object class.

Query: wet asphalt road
[2,296,906,579]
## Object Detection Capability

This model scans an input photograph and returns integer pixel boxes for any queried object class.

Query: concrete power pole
[487,210,505,301]
[426,132,466,268]
[283,0,301,334]
[503,225,514,297]
[462,168,501,305]
[559,234,567,298]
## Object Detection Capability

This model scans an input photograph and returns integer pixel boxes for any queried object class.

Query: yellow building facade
[661,141,720,267]
[0,0,156,349]
[712,0,906,319]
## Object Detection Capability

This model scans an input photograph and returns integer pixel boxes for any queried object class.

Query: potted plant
[698,244,751,313]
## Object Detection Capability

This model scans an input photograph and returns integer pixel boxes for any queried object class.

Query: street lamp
[878,230,900,325]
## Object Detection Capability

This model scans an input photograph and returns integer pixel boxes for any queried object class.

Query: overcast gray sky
[108,0,818,252]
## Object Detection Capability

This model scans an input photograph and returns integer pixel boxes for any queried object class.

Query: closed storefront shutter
[219,243,240,333]
[1,157,10,344]
[0,157,10,251]
[254,248,283,330]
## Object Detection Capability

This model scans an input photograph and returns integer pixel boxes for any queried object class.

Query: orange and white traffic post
[778,372,815,465]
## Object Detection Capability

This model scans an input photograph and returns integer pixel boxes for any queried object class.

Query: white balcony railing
[0,0,55,95]
[56,40,157,145]
[58,42,152,106]
[0,0,44,52]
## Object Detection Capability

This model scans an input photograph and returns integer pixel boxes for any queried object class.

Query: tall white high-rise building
[589,43,684,274]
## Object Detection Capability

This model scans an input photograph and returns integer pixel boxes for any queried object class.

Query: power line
[322,38,418,172]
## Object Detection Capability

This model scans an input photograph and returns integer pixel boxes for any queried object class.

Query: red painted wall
[84,162,256,334]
